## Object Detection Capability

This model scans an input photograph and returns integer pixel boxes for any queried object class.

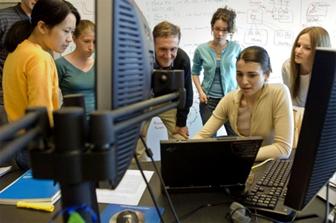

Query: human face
[44,13,76,53]
[74,29,95,58]
[154,35,179,68]
[212,19,229,43]
[236,60,268,97]
[21,0,38,15]
[294,33,314,69]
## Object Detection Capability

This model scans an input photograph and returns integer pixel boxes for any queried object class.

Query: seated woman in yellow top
[2,0,80,124]
[194,46,294,161]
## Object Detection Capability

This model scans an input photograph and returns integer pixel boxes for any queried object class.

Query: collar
[233,84,269,105]
[14,3,30,20]
[154,60,174,70]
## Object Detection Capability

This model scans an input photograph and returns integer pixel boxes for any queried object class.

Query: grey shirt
[282,59,310,107]
[0,3,29,104]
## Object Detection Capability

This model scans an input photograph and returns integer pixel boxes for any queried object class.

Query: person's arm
[256,85,294,161]
[175,50,192,127]
[191,47,207,104]
[55,58,65,85]
[27,54,60,123]
[192,75,207,104]
[193,95,230,138]
[175,50,193,138]
[281,60,291,88]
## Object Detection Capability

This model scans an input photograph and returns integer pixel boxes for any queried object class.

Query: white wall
[63,0,336,160]
[134,0,336,159]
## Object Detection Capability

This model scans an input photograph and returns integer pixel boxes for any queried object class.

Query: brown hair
[152,21,181,42]
[73,20,95,38]
[211,6,237,33]
[289,26,331,97]
[237,46,272,75]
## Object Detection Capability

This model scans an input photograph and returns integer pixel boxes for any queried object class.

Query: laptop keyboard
[242,159,296,221]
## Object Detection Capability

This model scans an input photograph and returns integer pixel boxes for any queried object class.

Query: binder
[0,170,60,205]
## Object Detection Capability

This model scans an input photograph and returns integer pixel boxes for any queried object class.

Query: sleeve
[26,55,59,116]
[193,95,230,138]
[256,85,294,161]
[281,60,291,88]
[191,47,202,75]
[0,17,8,43]
[176,52,193,127]
[55,58,65,84]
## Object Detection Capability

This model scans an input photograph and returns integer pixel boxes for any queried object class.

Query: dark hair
[152,21,181,42]
[237,46,272,74]
[5,20,32,52]
[5,0,80,52]
[211,6,237,33]
[289,26,331,97]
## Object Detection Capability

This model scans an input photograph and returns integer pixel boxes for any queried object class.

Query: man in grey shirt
[0,0,37,125]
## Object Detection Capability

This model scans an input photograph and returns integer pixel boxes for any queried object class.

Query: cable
[133,153,165,223]
[251,158,274,170]
[140,135,181,223]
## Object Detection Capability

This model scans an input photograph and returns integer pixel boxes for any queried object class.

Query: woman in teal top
[192,6,240,134]
[56,20,95,115]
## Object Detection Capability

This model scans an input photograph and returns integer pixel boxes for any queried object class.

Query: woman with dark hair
[282,26,331,107]
[3,0,80,124]
[192,6,241,134]
[195,46,294,161]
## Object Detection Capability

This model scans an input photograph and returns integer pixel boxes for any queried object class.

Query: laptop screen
[160,136,263,191]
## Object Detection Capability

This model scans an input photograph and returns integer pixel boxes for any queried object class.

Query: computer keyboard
[242,159,296,221]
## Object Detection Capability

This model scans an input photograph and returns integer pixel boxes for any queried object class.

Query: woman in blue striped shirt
[192,6,240,135]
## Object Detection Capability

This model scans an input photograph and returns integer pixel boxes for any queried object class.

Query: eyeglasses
[213,27,229,33]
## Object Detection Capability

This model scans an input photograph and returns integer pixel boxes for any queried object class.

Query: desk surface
[0,162,330,223]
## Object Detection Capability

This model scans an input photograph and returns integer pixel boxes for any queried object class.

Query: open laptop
[160,136,263,192]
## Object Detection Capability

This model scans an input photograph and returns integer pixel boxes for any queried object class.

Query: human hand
[173,126,189,139]
[199,91,208,104]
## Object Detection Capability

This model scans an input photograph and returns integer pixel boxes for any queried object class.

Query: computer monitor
[94,0,154,186]
[284,48,336,210]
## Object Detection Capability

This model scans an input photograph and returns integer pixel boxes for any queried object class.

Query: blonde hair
[73,19,95,38]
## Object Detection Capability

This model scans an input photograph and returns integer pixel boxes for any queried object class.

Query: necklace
[210,41,227,58]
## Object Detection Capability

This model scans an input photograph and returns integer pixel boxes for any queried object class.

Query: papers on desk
[317,172,336,205]
[96,170,154,205]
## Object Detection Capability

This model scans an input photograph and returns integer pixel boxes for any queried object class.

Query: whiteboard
[70,0,336,159]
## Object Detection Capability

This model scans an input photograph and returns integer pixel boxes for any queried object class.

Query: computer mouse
[109,209,145,223]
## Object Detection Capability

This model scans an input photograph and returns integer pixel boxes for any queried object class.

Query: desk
[0,163,330,223]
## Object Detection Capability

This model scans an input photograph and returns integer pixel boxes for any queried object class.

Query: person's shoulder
[224,88,239,100]
[267,83,290,95]
[228,40,240,47]
[197,42,209,49]
[20,41,53,62]
[175,48,190,66]
[55,56,68,67]
[177,48,188,58]
[282,59,290,68]
[0,5,16,14]
[55,56,66,63]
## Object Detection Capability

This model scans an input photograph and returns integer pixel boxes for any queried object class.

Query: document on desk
[317,172,336,205]
[96,170,154,205]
